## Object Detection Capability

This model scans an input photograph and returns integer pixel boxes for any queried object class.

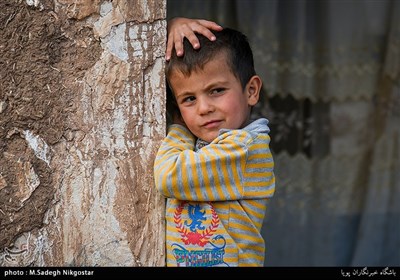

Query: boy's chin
[196,134,218,143]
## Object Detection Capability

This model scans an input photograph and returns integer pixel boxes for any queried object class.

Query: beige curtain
[168,0,400,266]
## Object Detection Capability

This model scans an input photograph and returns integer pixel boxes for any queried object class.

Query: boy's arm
[154,125,274,202]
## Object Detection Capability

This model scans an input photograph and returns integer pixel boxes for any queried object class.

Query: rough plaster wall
[0,0,166,266]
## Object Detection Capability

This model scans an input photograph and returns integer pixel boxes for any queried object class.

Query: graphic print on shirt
[171,202,229,267]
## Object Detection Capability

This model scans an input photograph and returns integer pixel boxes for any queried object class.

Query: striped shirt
[154,118,275,267]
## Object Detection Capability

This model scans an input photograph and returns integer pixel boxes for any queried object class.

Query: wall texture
[0,0,166,266]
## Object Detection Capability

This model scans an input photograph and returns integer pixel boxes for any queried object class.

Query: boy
[154,24,275,267]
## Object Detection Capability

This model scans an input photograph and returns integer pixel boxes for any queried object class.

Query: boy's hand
[166,17,223,61]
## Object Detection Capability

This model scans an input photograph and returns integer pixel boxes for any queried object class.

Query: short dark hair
[166,28,256,90]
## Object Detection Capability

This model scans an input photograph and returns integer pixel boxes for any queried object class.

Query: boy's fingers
[196,19,223,32]
[198,19,224,35]
[186,36,200,49]
[166,33,184,60]
[166,18,223,60]
[179,23,216,50]
[194,27,217,42]
[165,34,174,60]
[173,35,184,57]
[181,25,200,49]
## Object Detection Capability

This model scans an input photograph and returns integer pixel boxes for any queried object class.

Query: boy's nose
[197,97,214,115]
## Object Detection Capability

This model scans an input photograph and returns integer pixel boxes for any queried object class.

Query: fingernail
[211,36,216,41]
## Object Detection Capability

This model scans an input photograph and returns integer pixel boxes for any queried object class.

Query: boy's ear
[246,75,262,106]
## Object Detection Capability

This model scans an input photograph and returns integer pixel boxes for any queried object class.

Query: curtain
[167,0,400,266]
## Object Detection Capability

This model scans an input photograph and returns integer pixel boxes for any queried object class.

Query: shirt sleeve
[154,124,273,202]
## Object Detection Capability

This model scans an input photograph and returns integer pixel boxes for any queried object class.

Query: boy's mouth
[202,120,222,129]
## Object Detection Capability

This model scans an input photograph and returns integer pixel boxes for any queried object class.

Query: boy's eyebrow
[177,80,229,97]
[175,90,194,99]
[175,80,229,99]
[203,80,228,90]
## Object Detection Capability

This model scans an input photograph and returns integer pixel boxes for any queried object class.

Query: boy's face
[169,52,260,143]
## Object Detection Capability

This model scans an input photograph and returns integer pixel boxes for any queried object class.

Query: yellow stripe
[240,252,264,260]
[241,205,266,221]
[249,153,273,160]
[200,155,214,200]
[169,164,180,197]
[230,234,261,244]
[166,252,175,261]
[173,126,192,137]
[203,149,225,199]
[155,160,174,177]
[244,172,272,178]
[213,147,236,199]
[249,143,268,150]
[246,162,274,169]
[188,152,202,200]
[230,211,255,224]
[223,248,239,255]
[241,243,266,253]
[245,199,266,209]
[220,144,243,196]
[241,201,267,220]
[245,188,275,197]
[180,154,192,199]
[233,131,249,144]
[245,176,275,186]
[229,220,257,233]
[238,264,257,267]
[165,207,177,214]
[222,257,239,263]
[158,166,169,194]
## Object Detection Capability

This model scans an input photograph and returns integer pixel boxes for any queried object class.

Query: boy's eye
[182,96,196,103]
[211,88,225,95]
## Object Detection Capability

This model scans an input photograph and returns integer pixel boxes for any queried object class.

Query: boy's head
[166,28,262,143]
[166,28,257,91]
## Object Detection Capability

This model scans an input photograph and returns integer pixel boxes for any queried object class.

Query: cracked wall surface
[0,0,166,266]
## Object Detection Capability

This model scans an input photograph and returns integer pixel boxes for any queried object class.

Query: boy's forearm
[154,127,273,201]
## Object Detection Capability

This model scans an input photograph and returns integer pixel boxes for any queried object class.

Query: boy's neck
[195,138,210,151]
